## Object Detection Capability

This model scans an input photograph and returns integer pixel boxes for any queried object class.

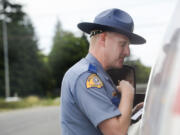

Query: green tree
[0,0,47,97]
[49,21,89,95]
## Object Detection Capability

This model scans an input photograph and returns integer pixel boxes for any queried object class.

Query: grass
[0,96,60,112]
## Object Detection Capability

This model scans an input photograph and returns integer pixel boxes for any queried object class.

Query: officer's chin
[107,62,123,70]
[113,63,123,69]
[117,65,123,69]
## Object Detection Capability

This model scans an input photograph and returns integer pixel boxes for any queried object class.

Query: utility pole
[2,0,10,98]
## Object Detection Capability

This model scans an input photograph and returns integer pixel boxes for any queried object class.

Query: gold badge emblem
[86,74,103,88]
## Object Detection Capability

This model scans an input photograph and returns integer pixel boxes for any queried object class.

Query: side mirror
[107,65,137,106]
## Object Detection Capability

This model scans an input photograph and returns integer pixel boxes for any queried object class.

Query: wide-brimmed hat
[78,8,146,44]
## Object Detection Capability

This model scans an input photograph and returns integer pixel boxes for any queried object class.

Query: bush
[0,97,60,112]
[24,96,40,104]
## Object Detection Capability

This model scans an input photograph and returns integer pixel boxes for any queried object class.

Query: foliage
[0,96,60,112]
[48,21,89,94]
[0,0,49,97]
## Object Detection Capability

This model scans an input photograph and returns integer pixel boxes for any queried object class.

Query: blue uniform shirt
[61,53,121,135]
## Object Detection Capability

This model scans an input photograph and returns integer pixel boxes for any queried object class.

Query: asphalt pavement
[0,106,61,135]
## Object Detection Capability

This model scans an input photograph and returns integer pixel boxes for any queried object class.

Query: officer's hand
[132,102,144,114]
[117,80,134,98]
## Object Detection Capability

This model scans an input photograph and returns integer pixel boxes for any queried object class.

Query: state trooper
[60,8,146,135]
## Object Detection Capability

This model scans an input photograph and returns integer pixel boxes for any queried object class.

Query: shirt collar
[85,53,102,69]
[85,53,111,81]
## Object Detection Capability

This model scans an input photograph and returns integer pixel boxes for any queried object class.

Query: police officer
[61,8,146,135]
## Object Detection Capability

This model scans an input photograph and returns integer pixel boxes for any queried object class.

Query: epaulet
[88,64,97,73]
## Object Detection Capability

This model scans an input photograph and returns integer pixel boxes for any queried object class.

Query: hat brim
[78,22,146,45]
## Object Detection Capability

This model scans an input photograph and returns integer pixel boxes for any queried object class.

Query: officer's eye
[119,41,129,47]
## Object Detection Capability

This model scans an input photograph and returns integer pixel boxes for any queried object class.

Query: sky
[14,0,177,66]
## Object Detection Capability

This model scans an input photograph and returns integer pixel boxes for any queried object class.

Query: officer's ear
[99,32,107,47]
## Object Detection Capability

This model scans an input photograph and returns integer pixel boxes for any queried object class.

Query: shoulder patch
[86,74,103,88]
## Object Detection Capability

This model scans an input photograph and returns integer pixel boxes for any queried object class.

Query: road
[0,106,61,135]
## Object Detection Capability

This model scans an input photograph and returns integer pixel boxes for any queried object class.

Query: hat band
[90,30,103,37]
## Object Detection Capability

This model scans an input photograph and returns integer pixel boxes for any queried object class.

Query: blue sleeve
[73,72,121,128]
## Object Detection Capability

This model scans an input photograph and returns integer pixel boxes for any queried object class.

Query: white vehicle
[140,0,180,134]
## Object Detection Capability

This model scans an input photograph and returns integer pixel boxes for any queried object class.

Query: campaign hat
[78,8,146,44]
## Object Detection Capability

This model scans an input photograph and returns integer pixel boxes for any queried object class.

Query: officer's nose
[124,45,130,57]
